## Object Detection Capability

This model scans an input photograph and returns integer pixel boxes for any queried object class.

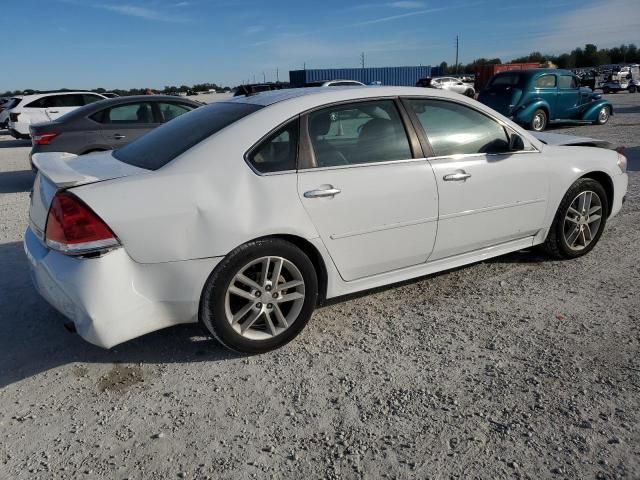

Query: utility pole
[276,68,279,82]
[455,35,459,75]
[361,52,365,69]
[263,72,266,83]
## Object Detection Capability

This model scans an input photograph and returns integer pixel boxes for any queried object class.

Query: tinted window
[247,119,298,173]
[308,100,411,167]
[406,99,509,156]
[82,94,103,105]
[54,94,84,107]
[559,75,578,89]
[25,97,49,108]
[535,75,557,88]
[114,102,262,170]
[489,73,524,87]
[158,102,194,122]
[94,103,155,124]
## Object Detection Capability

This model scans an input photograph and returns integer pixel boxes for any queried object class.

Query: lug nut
[255,291,261,297]
[272,292,278,298]
[265,285,272,292]
[256,302,262,309]
[267,303,273,309]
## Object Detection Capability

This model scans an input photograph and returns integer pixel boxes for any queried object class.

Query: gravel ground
[1,93,638,480]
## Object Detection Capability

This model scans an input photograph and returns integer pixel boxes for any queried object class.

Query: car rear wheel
[529,109,547,132]
[200,238,318,353]
[464,89,475,98]
[629,85,637,93]
[542,179,608,259]
[594,106,610,125]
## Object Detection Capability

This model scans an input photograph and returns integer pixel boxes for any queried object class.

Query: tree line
[1,82,231,98]
[439,43,638,75]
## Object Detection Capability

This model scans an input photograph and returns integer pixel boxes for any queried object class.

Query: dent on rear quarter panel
[72,131,320,264]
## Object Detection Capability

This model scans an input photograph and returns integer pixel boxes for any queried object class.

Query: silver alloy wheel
[532,112,546,131]
[563,191,603,251]
[224,256,305,340]
[598,106,609,123]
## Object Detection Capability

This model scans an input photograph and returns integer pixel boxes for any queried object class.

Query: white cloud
[387,1,426,8]
[99,4,188,22]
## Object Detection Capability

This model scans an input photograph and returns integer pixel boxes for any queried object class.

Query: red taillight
[32,132,59,145]
[9,112,19,122]
[615,146,626,156]
[45,192,119,255]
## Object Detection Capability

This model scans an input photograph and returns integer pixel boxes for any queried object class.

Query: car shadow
[0,169,35,193]
[0,138,30,148]
[0,241,239,388]
[613,105,640,114]
[624,146,640,171]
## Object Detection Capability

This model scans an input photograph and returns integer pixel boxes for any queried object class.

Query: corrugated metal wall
[289,66,440,87]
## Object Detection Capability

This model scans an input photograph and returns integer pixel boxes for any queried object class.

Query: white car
[306,80,366,87]
[7,91,105,138]
[431,77,476,97]
[0,96,21,128]
[25,87,628,353]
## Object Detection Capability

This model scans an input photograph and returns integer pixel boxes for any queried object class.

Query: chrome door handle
[48,110,59,114]
[113,134,126,140]
[304,186,341,198]
[443,171,472,182]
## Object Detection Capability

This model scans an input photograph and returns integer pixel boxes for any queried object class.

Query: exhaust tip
[63,321,77,333]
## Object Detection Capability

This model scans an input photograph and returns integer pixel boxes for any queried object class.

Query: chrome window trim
[297,157,429,173]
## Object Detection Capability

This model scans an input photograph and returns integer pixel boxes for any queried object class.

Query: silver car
[431,77,475,97]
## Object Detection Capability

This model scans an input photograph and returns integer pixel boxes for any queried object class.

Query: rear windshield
[488,73,524,88]
[113,102,262,170]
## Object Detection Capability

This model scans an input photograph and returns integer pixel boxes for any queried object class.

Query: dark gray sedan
[29,95,201,158]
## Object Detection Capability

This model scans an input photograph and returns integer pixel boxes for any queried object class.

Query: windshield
[113,102,262,170]
[488,73,524,88]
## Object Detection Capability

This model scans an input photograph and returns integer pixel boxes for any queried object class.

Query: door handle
[48,110,59,114]
[304,186,341,198]
[443,171,472,182]
[113,134,126,140]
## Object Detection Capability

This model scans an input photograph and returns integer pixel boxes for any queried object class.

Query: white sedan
[25,86,628,353]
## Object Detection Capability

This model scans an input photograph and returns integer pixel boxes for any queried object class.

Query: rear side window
[158,102,194,122]
[535,75,557,88]
[92,102,155,124]
[247,119,298,173]
[55,94,84,107]
[82,94,103,105]
[114,102,262,170]
[489,73,523,87]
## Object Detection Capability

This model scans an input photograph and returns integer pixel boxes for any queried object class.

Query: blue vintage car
[478,69,613,132]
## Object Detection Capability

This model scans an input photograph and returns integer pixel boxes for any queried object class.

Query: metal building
[289,66,441,87]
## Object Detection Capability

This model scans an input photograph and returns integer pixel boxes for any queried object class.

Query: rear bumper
[24,227,221,348]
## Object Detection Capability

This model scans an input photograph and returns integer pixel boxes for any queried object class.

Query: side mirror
[509,133,525,152]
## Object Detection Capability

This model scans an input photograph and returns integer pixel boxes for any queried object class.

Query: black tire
[200,238,318,354]
[593,105,610,125]
[629,85,637,93]
[464,89,475,98]
[542,179,609,259]
[603,86,610,94]
[529,109,547,132]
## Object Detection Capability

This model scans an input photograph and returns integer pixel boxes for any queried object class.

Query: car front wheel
[594,106,610,125]
[629,85,637,93]
[200,238,318,353]
[529,109,547,132]
[542,179,608,259]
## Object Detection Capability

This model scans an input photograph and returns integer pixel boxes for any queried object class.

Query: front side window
[307,100,412,167]
[559,75,578,89]
[158,102,194,122]
[247,119,298,173]
[405,99,509,157]
[82,94,104,105]
[535,75,557,88]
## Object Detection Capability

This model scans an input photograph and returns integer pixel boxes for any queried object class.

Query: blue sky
[3,0,638,90]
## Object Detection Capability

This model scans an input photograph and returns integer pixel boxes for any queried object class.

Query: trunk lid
[29,151,147,240]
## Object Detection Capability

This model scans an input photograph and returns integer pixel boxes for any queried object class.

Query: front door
[403,97,549,260]
[297,99,439,282]
[557,75,582,119]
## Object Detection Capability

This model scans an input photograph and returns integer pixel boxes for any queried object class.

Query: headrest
[310,112,332,137]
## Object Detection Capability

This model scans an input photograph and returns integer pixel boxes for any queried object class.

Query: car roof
[19,91,105,100]
[494,68,573,78]
[229,86,461,108]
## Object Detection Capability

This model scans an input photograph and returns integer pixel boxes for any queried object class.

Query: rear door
[533,74,558,119]
[92,102,159,148]
[297,99,439,282]
[44,94,82,120]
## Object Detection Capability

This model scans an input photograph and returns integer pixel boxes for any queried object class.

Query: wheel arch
[579,171,614,217]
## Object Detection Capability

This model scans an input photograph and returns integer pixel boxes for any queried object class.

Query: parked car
[0,97,21,128]
[430,77,475,97]
[29,95,201,162]
[305,80,366,87]
[478,69,613,131]
[25,87,628,353]
[101,92,120,98]
[601,80,629,94]
[7,91,106,139]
